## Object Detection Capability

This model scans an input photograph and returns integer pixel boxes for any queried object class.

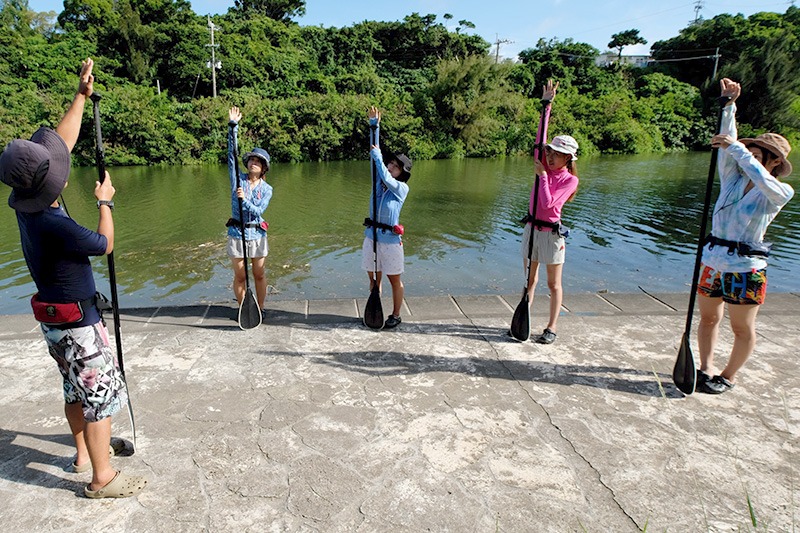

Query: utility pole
[693,0,704,24]
[493,34,513,63]
[206,17,221,98]
[712,47,720,79]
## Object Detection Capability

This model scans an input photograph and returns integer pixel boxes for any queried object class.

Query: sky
[25,0,792,59]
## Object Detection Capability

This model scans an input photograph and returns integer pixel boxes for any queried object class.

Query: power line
[493,34,513,63]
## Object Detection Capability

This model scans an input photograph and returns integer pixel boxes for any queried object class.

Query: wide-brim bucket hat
[0,127,71,213]
[739,133,792,177]
[546,135,579,161]
[243,147,271,172]
[383,152,412,179]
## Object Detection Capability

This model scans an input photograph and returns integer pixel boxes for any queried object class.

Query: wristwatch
[97,200,114,211]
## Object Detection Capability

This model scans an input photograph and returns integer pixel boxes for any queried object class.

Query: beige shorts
[521,224,565,265]
[361,237,404,275]
[227,235,269,259]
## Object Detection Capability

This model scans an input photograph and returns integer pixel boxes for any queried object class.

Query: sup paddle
[673,95,731,395]
[231,127,262,330]
[90,93,137,451]
[510,97,550,341]
[363,122,384,329]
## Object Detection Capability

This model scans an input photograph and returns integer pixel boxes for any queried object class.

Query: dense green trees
[608,29,647,60]
[0,0,797,166]
[650,7,800,130]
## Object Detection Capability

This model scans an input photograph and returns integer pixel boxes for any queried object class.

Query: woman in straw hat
[696,78,795,394]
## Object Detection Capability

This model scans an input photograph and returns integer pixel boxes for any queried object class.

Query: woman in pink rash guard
[522,79,579,344]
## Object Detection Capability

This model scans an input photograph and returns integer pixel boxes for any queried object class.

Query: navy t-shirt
[17,206,108,327]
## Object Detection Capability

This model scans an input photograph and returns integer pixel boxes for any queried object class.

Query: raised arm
[536,79,557,165]
[227,107,242,190]
[55,58,94,152]
[715,78,740,183]
[368,105,380,151]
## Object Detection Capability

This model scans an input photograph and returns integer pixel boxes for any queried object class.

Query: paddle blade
[238,289,262,330]
[673,332,696,395]
[363,286,384,329]
[510,292,530,341]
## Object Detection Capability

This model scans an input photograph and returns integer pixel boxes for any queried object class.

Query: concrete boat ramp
[0,291,798,531]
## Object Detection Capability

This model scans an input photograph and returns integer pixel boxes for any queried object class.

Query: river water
[1,153,798,314]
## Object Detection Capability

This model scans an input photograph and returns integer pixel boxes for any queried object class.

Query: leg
[251,257,267,309]
[387,274,404,317]
[697,294,724,374]
[719,304,760,382]
[86,416,116,490]
[230,258,246,305]
[65,402,89,468]
[544,263,564,331]
[525,260,540,305]
[367,271,383,292]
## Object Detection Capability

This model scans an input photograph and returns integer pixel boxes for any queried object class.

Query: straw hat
[739,132,792,177]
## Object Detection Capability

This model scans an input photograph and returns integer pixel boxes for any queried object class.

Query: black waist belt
[226,218,261,229]
[363,217,394,232]
[519,214,559,230]
[705,234,772,257]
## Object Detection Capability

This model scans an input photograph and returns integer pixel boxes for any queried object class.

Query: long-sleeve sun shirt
[702,104,794,271]
[227,121,273,241]
[364,118,409,244]
[527,101,578,230]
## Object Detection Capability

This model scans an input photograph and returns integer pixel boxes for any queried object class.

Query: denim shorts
[42,321,127,422]
[697,264,767,305]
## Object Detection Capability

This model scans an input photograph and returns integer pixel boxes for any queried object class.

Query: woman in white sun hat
[521,79,579,345]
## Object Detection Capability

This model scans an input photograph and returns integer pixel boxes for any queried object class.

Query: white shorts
[227,235,269,259]
[521,225,565,265]
[362,237,404,275]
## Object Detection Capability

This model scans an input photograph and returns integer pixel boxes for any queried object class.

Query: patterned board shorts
[42,321,127,422]
[697,264,768,305]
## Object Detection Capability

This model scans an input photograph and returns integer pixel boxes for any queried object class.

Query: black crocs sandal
[697,375,735,394]
[536,328,557,344]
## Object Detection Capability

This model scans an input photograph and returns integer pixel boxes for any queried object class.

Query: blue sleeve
[241,182,273,216]
[371,147,409,201]
[228,122,239,191]
[369,117,379,146]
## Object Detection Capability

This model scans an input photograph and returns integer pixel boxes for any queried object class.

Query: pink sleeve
[529,101,552,214]
[538,174,578,213]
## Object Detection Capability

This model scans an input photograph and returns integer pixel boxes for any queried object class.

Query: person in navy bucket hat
[0,58,148,499]
[0,127,72,213]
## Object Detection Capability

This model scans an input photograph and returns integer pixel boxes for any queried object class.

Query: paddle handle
[683,95,732,333]
[369,124,379,274]
[524,98,551,278]
[90,93,123,365]
[231,126,251,286]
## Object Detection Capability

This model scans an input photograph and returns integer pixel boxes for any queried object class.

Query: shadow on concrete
[265,349,680,399]
[116,306,362,332]
[0,429,84,495]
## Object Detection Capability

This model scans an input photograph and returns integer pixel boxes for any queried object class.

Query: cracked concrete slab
[0,291,797,532]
